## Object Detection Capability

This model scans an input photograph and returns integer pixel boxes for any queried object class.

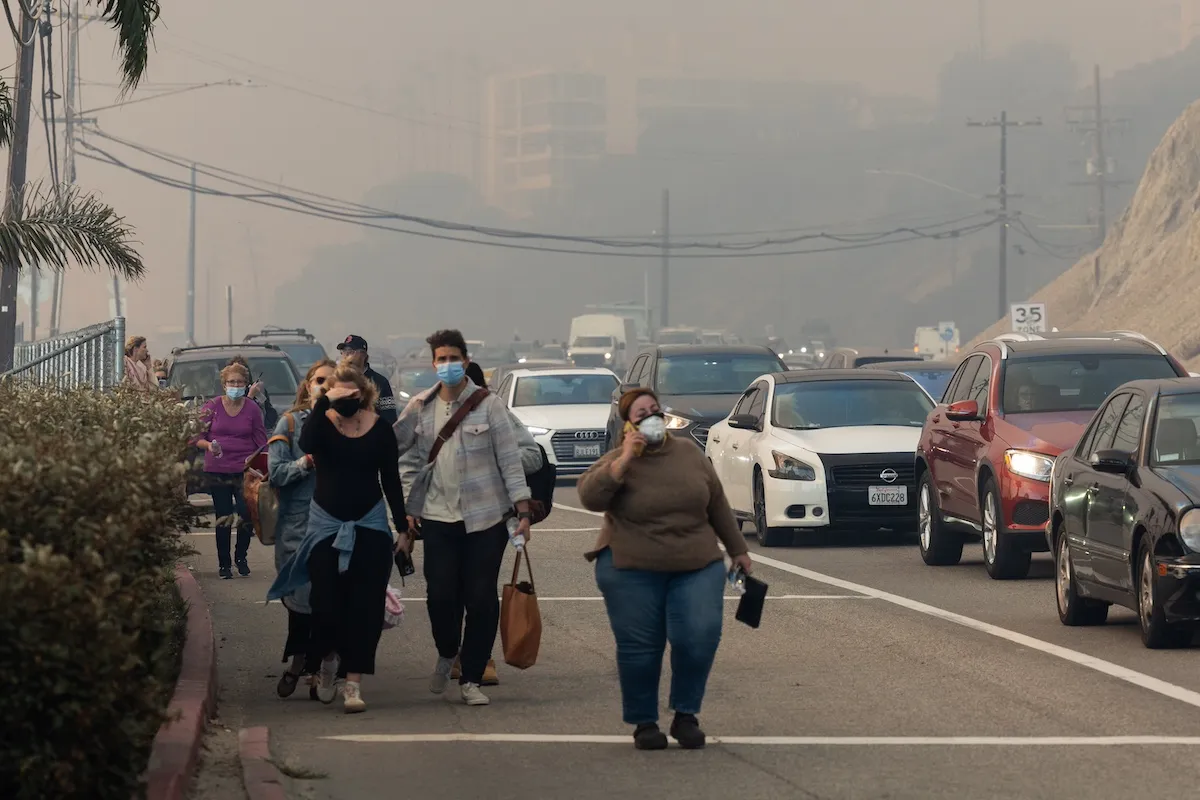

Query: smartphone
[622,421,645,456]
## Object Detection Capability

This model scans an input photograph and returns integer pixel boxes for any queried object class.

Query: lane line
[182,527,600,537]
[322,733,1200,746]
[253,594,871,605]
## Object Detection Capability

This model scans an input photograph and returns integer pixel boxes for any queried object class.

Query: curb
[239,727,290,800]
[144,564,218,800]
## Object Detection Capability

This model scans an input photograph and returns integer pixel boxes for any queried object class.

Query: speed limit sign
[1010,303,1047,334]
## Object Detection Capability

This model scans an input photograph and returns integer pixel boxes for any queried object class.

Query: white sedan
[705,369,934,546]
[493,367,620,476]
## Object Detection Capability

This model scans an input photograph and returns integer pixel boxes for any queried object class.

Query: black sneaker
[235,559,250,577]
[219,566,233,580]
[669,713,706,750]
[633,723,668,751]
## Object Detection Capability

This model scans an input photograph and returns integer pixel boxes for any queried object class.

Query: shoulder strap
[428,389,490,464]
[266,412,297,447]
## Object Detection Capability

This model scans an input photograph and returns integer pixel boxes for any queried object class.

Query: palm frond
[93,0,160,93]
[0,183,145,279]
[0,78,11,147]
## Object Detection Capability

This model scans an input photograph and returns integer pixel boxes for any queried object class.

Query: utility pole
[225,285,233,344]
[185,163,197,346]
[968,111,1042,321]
[659,188,670,331]
[0,9,40,371]
[978,0,987,60]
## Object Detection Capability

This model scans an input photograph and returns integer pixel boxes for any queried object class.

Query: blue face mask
[436,361,466,386]
[225,386,246,400]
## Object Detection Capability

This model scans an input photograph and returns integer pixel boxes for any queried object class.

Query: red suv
[915,333,1186,579]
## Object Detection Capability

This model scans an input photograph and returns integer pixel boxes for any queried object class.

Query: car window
[968,356,992,413]
[275,343,326,368]
[1110,394,1145,454]
[1086,394,1130,458]
[772,380,934,429]
[395,366,439,395]
[512,374,619,407]
[628,355,648,385]
[731,387,758,416]
[1152,394,1200,464]
[1002,354,1178,413]
[899,368,955,402]
[169,356,298,402]
[950,356,983,405]
[654,353,783,396]
[747,381,769,421]
[497,375,513,401]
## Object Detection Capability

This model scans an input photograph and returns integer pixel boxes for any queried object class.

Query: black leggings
[282,609,314,673]
[306,527,393,675]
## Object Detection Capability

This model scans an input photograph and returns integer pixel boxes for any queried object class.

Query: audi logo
[879,468,899,484]
[573,430,604,440]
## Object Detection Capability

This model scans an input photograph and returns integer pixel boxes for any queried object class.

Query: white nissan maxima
[706,369,934,546]
[495,367,620,477]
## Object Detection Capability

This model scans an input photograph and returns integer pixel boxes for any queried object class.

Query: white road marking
[558,502,1200,712]
[322,733,1200,747]
[254,594,869,605]
[181,527,600,537]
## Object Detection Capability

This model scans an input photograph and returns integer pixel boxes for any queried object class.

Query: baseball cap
[337,334,368,352]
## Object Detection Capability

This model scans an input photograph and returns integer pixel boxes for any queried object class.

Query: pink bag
[383,586,405,630]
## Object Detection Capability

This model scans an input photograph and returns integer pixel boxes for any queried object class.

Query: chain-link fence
[1,317,126,389]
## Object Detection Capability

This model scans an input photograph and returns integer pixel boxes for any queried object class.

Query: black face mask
[331,398,360,418]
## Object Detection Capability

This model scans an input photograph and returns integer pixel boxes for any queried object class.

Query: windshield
[699,334,724,345]
[275,343,327,368]
[572,336,614,348]
[656,354,783,395]
[1152,395,1200,465]
[773,381,934,429]
[395,367,439,394]
[658,331,699,345]
[531,347,567,360]
[900,369,955,401]
[513,374,618,406]
[169,357,299,403]
[1003,354,1178,413]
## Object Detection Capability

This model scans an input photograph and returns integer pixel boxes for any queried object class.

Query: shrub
[0,384,198,799]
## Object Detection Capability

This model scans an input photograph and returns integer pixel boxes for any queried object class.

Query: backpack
[525,444,556,524]
[243,412,295,545]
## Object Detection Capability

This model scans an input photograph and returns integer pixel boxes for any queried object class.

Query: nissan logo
[574,430,604,440]
[880,468,899,483]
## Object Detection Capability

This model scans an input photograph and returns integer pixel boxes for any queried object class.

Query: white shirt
[420,395,464,523]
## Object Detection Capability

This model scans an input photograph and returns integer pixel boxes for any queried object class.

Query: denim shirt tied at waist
[266,498,389,603]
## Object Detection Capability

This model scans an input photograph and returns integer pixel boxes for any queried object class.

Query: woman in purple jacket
[196,362,268,579]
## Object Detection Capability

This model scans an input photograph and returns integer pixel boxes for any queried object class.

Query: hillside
[972,99,1200,365]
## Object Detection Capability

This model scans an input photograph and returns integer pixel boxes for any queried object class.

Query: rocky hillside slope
[972,99,1200,365]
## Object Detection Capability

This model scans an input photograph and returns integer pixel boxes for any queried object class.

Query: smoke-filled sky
[0,0,1187,348]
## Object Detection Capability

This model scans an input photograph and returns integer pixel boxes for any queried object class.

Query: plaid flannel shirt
[395,381,531,533]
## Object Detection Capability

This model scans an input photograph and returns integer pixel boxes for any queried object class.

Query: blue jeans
[594,549,725,725]
[209,477,251,569]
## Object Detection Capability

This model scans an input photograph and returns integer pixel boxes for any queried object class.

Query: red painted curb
[144,564,218,800]
[239,727,290,800]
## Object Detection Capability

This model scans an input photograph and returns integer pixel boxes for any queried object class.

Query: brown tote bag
[500,548,542,669]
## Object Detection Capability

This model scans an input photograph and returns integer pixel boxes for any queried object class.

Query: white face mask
[638,414,667,444]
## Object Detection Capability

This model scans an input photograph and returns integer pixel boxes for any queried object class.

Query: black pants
[209,477,252,570]
[307,527,393,675]
[422,519,509,685]
[282,609,315,673]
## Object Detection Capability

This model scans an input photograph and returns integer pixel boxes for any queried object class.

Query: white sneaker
[342,680,366,714]
[430,656,453,695]
[316,655,339,704]
[461,682,490,706]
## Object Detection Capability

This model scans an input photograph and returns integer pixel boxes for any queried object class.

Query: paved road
[190,484,1200,799]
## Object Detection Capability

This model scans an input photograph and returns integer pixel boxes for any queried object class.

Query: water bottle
[506,517,526,551]
[728,566,746,596]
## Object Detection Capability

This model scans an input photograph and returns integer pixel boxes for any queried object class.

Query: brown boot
[482,659,499,686]
[450,656,461,680]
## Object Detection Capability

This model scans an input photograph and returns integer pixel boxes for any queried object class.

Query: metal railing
[2,317,126,389]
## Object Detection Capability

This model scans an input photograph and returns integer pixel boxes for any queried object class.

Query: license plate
[868,486,908,506]
[573,443,603,459]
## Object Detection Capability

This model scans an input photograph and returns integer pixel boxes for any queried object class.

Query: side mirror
[945,399,980,421]
[619,382,641,394]
[1091,449,1133,474]
[728,414,760,431]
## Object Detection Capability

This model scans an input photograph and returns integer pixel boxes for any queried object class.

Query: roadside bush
[0,384,198,799]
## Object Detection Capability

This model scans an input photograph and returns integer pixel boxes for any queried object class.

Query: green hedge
[0,384,197,799]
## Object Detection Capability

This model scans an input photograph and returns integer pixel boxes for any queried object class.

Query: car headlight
[1180,509,1200,551]
[1005,450,1054,482]
[526,426,550,436]
[768,451,817,481]
[604,352,612,360]
[663,412,691,430]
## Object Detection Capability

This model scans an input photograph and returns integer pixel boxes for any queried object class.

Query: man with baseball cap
[336,334,398,424]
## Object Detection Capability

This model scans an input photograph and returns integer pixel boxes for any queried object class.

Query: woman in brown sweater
[579,387,752,751]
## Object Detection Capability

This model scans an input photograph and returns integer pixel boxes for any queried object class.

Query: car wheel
[918,472,963,566]
[1055,528,1109,626]
[1137,540,1191,649]
[754,472,790,548]
[981,478,1031,580]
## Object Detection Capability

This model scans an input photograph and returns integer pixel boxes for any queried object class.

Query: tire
[753,472,791,548]
[918,472,963,566]
[1055,528,1109,626]
[981,478,1032,580]
[1137,540,1191,649]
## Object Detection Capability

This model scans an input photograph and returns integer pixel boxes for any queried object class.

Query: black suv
[165,344,301,416]
[604,345,786,450]
[242,326,328,369]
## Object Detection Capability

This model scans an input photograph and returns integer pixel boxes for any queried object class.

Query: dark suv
[915,333,1186,579]
[604,345,786,450]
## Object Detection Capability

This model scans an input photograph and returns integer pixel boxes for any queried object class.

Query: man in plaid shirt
[394,329,532,707]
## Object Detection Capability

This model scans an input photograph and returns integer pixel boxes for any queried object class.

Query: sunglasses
[314,376,328,385]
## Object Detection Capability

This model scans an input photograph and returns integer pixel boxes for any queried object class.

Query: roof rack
[171,343,281,355]
[244,326,312,341]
